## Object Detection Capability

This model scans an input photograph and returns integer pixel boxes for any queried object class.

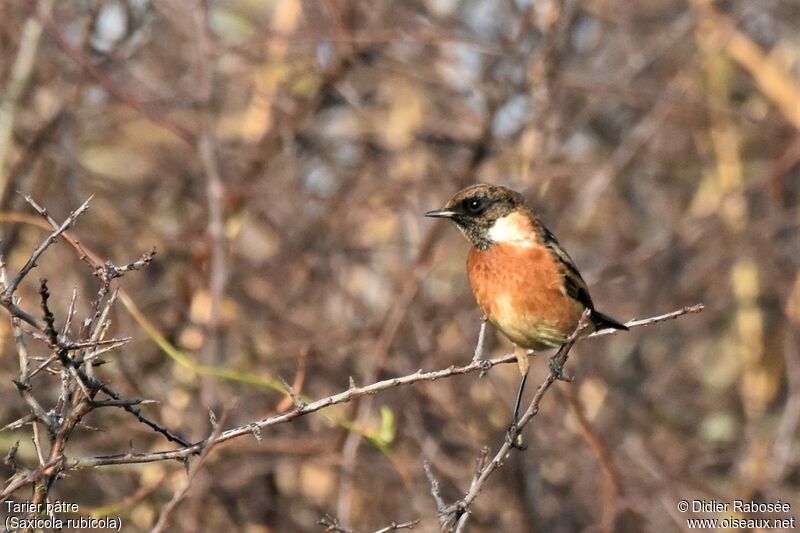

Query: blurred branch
[770,331,800,480]
[692,0,800,129]
[562,384,622,530]
[119,291,285,391]
[572,70,694,227]
[35,12,196,144]
[193,0,228,372]
[0,0,52,200]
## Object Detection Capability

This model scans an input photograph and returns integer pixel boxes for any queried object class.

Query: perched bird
[425,184,627,427]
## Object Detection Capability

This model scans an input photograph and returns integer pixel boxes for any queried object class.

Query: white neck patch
[487,212,537,244]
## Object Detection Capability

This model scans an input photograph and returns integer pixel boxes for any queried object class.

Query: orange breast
[467,242,584,350]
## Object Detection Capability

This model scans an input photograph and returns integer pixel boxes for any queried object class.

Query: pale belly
[488,294,573,349]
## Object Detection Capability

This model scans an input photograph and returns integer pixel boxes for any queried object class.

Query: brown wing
[539,223,629,332]
[538,224,595,311]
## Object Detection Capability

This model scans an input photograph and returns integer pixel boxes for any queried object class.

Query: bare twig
[11,380,51,429]
[3,195,91,297]
[471,318,488,362]
[31,423,46,466]
[275,345,310,412]
[278,376,307,410]
[94,382,191,447]
[61,287,77,340]
[1,415,35,432]
[371,521,420,533]
[588,304,704,337]
[38,278,58,346]
[318,514,419,533]
[113,248,157,276]
[91,399,158,408]
[319,514,355,533]
[423,460,447,516]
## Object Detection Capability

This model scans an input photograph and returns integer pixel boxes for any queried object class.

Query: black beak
[425,208,457,218]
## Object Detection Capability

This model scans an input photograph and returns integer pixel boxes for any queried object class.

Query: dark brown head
[425,184,531,250]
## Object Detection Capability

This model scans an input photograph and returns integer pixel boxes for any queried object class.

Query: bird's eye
[463,197,488,214]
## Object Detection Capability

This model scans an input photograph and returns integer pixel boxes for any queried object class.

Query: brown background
[0,0,799,531]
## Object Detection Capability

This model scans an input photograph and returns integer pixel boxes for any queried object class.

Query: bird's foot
[548,355,574,382]
[505,422,527,450]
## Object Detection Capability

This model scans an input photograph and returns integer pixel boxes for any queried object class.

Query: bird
[425,183,627,435]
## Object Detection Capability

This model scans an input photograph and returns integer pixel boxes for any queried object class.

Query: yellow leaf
[731,259,760,303]
[376,405,396,446]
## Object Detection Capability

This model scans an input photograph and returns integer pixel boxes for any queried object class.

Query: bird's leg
[505,373,528,450]
[511,370,528,424]
[548,344,573,382]
[514,344,530,376]
[506,345,529,450]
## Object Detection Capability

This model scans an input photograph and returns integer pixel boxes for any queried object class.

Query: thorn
[278,376,305,409]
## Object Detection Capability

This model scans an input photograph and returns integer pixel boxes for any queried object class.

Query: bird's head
[425,184,532,250]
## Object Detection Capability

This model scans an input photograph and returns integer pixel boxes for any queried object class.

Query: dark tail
[591,309,628,331]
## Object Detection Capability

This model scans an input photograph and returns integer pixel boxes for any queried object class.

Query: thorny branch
[318,513,420,533]
[0,197,190,510]
[3,195,91,298]
[58,304,702,471]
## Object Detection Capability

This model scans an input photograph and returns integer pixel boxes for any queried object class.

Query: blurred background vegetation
[0,0,799,531]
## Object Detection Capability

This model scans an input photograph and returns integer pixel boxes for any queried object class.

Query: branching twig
[423,460,447,516]
[38,278,58,346]
[318,513,420,533]
[3,195,91,297]
[0,196,191,508]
